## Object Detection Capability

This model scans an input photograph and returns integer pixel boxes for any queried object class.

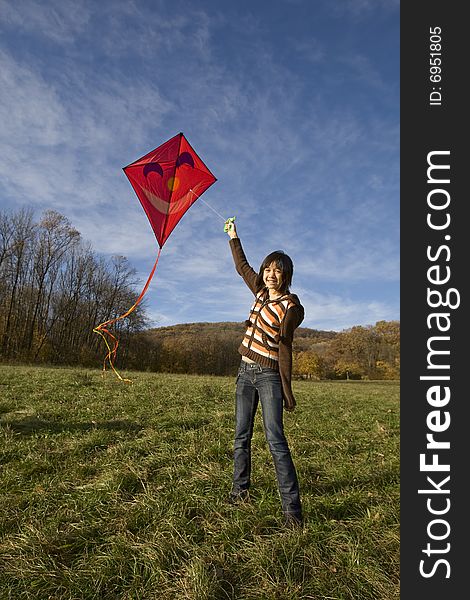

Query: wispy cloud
[297,288,398,331]
[0,0,91,43]
[328,0,400,19]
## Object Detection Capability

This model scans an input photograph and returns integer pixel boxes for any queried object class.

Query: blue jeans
[232,360,302,516]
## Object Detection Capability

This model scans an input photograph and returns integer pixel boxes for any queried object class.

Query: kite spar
[93,132,218,381]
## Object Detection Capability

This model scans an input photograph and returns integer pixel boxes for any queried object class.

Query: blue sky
[0,0,399,332]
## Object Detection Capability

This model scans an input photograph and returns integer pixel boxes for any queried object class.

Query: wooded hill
[124,320,399,380]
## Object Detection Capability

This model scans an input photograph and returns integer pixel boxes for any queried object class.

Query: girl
[226,220,304,526]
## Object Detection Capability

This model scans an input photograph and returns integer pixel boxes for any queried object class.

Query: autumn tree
[326,322,399,379]
[293,350,324,379]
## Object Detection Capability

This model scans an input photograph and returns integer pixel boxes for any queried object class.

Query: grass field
[0,365,399,600]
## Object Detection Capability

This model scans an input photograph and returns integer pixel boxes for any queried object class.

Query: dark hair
[255,250,294,294]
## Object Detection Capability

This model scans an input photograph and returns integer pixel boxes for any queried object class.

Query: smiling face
[263,262,284,296]
[256,250,293,297]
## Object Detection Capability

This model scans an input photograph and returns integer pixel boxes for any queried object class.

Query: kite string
[190,189,226,222]
[93,246,162,382]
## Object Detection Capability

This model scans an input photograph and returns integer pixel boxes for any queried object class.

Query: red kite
[94,132,217,381]
[123,132,217,248]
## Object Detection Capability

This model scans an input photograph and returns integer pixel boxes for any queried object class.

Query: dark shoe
[226,490,250,504]
[283,513,303,528]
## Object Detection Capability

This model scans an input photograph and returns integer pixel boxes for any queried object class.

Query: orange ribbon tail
[93,248,162,382]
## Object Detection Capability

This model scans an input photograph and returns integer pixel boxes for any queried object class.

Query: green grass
[0,365,399,599]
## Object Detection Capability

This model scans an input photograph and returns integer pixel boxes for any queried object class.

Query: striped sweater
[229,237,304,410]
[240,291,296,369]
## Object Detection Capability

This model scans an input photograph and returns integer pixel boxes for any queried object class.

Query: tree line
[127,320,400,380]
[0,208,145,365]
[1,208,399,379]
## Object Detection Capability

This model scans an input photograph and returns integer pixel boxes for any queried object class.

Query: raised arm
[226,221,258,294]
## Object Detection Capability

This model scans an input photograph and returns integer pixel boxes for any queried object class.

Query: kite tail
[93,247,162,383]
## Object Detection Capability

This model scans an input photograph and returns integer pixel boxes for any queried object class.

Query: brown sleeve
[229,238,258,295]
[279,305,304,411]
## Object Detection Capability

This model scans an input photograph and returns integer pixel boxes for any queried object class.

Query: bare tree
[0,208,36,357]
[0,208,146,366]
[22,211,80,356]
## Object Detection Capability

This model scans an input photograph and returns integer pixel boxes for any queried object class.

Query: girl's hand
[226,220,238,239]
